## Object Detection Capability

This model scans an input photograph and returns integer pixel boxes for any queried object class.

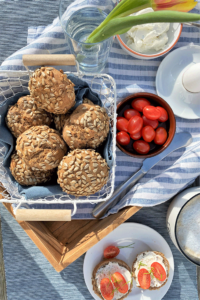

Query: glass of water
[59,0,116,74]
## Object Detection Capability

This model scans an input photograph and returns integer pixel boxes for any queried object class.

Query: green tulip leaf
[87,11,200,43]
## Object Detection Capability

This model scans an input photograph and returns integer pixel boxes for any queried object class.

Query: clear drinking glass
[59,0,116,73]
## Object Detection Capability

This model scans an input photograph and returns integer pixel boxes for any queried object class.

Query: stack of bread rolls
[6,67,110,196]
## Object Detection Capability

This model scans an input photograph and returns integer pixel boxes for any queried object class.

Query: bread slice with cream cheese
[132,251,170,290]
[92,258,133,300]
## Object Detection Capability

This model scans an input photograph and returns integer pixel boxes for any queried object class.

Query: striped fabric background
[1,4,200,218]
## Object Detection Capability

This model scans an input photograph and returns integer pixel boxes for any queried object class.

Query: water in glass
[65,7,113,73]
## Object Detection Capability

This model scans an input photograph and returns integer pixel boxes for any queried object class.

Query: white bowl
[117,23,182,60]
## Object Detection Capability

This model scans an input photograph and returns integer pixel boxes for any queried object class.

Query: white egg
[182,63,200,93]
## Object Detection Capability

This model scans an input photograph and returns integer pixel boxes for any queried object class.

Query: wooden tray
[0,186,141,272]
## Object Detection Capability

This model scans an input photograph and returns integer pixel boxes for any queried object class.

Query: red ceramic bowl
[117,92,176,158]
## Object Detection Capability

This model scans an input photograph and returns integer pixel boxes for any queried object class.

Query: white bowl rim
[116,23,183,58]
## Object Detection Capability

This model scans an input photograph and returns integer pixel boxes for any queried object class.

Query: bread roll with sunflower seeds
[83,97,95,106]
[10,152,54,186]
[53,113,70,133]
[29,67,75,114]
[57,149,109,196]
[54,98,95,133]
[16,125,67,171]
[62,103,110,150]
[6,95,52,138]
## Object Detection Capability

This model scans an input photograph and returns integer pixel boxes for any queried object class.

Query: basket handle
[23,54,76,66]
[15,209,72,221]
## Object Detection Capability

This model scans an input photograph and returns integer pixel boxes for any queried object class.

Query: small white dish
[117,23,182,60]
[83,223,174,300]
[156,44,200,119]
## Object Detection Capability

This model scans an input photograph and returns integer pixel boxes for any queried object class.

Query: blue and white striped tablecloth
[1,5,200,219]
[0,2,200,300]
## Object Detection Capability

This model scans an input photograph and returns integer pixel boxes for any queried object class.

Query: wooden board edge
[60,206,141,270]
[2,203,64,272]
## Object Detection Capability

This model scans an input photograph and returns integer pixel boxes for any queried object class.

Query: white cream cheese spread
[95,262,132,300]
[134,251,167,288]
[126,8,170,53]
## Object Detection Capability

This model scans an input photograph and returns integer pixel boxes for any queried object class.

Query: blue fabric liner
[0,74,113,200]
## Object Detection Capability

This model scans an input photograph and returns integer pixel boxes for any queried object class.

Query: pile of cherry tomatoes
[116,98,169,155]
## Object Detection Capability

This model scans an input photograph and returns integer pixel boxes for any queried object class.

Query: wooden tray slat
[60,206,141,269]
[49,220,99,244]
[45,221,68,233]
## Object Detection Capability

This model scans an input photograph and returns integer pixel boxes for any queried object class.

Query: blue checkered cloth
[1,5,200,219]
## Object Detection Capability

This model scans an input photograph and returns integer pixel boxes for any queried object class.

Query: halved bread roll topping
[133,251,169,289]
[94,260,132,300]
[99,272,129,300]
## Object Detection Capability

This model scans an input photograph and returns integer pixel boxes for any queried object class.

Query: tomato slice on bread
[103,245,120,259]
[111,272,129,294]
[151,262,166,281]
[138,268,151,290]
[100,278,114,300]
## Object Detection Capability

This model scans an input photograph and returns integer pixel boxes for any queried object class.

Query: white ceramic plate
[83,223,174,300]
[117,23,182,60]
[156,44,200,119]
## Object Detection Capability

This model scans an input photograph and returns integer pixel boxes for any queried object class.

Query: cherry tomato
[138,269,151,290]
[156,106,169,122]
[154,127,167,145]
[143,106,161,120]
[133,140,150,155]
[142,126,155,143]
[111,272,128,294]
[116,131,130,146]
[128,116,143,135]
[103,245,120,259]
[130,130,142,140]
[151,262,167,282]
[131,98,150,112]
[124,109,140,120]
[142,116,158,129]
[117,117,129,132]
[100,278,114,300]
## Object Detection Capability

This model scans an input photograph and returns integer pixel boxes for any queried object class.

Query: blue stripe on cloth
[1,6,200,219]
